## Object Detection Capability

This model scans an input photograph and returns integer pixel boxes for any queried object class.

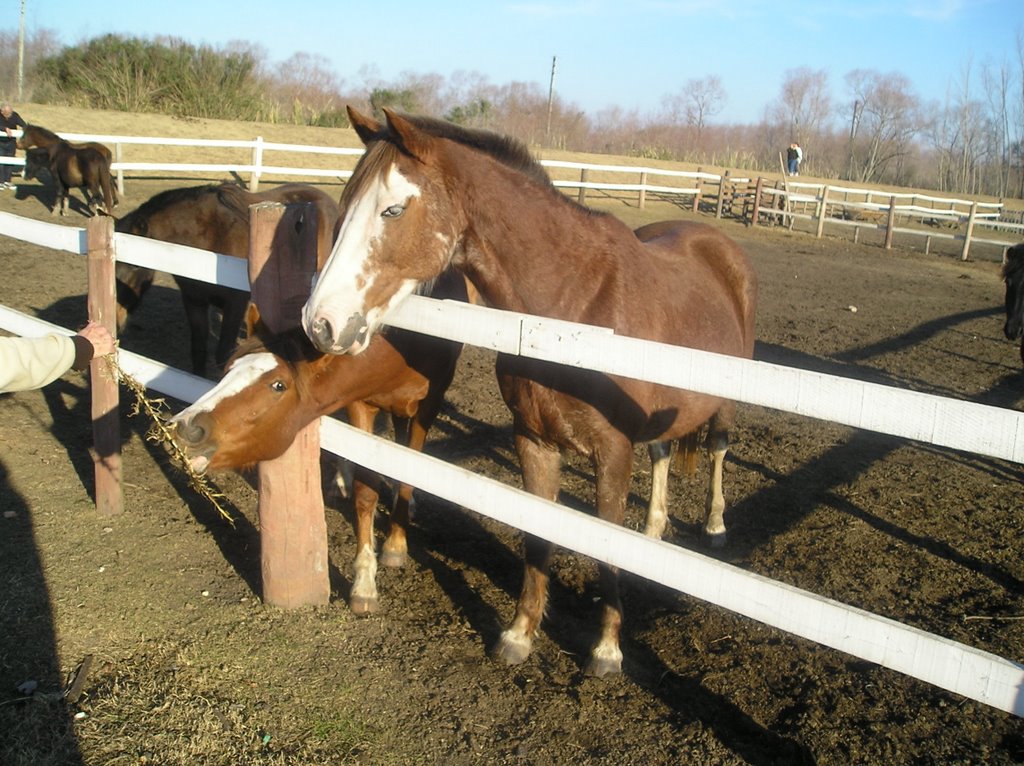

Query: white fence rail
[1,210,1023,716]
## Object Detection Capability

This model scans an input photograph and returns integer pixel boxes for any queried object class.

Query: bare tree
[844,69,920,184]
[268,52,345,125]
[776,67,831,141]
[666,75,726,147]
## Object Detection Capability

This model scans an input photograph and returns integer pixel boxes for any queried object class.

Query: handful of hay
[106,357,234,525]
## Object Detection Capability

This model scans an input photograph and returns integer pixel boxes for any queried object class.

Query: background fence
[9,128,1021,260]
[0,209,1022,716]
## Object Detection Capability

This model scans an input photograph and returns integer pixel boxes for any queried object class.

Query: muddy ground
[1,176,1024,765]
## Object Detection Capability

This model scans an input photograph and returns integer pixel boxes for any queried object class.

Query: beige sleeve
[0,334,79,393]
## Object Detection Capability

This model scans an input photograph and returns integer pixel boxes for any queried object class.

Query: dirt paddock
[1,176,1023,765]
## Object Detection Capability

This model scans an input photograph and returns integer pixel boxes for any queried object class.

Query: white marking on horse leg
[495,618,535,666]
[586,635,624,677]
[349,542,379,615]
[643,441,671,538]
[704,446,728,547]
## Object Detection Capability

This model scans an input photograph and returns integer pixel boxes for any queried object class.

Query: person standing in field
[786,143,799,176]
[0,102,27,189]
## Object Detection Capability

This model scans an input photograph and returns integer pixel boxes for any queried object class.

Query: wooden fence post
[114,142,125,199]
[960,201,978,261]
[86,215,122,516]
[248,201,329,608]
[248,136,263,192]
[638,171,647,209]
[750,177,764,226]
[715,170,730,219]
[884,194,897,250]
[577,168,588,205]
[691,167,702,213]
[815,185,831,239]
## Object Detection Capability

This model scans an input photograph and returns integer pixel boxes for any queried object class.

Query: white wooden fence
[1,209,1023,717]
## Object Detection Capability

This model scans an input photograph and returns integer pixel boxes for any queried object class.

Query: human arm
[0,322,115,393]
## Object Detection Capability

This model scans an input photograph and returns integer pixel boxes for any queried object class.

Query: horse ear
[347,106,382,145]
[384,109,432,161]
[245,302,264,337]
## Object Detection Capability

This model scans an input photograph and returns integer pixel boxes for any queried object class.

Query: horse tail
[671,428,702,477]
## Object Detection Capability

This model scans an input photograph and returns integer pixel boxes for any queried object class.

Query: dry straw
[105,356,234,525]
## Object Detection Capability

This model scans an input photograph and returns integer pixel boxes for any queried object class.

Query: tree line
[1,31,1022,201]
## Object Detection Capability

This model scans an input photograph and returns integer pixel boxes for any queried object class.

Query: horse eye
[382,204,405,218]
[270,380,287,393]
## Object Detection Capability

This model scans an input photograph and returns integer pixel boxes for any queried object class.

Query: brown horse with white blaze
[172,269,470,614]
[302,108,758,677]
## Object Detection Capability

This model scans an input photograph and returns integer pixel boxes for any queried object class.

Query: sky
[12,0,1024,125]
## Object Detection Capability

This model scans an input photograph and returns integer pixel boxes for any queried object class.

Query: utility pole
[17,0,25,100]
[545,55,556,146]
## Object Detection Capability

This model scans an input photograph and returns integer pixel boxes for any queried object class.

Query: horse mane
[25,124,61,142]
[231,325,322,367]
[342,113,554,210]
[114,184,224,234]
[215,183,257,222]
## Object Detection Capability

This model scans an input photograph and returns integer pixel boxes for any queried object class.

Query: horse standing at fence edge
[114,182,340,377]
[301,108,758,677]
[17,125,118,209]
[1002,243,1024,365]
[171,269,469,614]
[23,146,114,217]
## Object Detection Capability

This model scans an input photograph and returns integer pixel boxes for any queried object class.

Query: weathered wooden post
[715,170,731,219]
[960,201,978,261]
[86,215,122,516]
[577,168,588,205]
[248,201,329,608]
[691,167,702,213]
[750,177,764,226]
[248,136,264,192]
[884,194,897,250]
[638,171,647,209]
[815,185,831,239]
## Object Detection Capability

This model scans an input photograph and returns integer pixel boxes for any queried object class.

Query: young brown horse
[17,123,119,209]
[1003,243,1024,365]
[23,145,114,217]
[115,182,340,376]
[302,108,758,677]
[171,269,470,614]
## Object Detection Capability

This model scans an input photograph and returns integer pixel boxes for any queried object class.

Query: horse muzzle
[306,312,369,355]
[172,414,216,474]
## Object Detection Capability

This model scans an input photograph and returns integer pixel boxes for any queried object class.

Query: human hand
[78,321,116,358]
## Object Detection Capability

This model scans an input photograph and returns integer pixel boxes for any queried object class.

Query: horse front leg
[586,438,634,677]
[493,434,561,667]
[346,402,383,615]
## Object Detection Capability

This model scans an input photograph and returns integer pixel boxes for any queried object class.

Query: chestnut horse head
[303,108,541,355]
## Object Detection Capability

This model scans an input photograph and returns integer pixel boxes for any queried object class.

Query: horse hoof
[379,549,408,568]
[492,633,532,666]
[349,594,379,616]
[705,531,727,549]
[584,656,622,678]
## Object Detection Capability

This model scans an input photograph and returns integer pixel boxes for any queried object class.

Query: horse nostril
[310,316,334,351]
[175,417,208,446]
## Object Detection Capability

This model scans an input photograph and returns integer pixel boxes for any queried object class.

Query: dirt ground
[2,173,1024,766]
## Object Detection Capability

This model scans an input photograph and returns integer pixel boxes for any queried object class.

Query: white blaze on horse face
[303,165,423,353]
[171,353,280,423]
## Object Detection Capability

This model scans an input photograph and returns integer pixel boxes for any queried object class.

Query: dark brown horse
[17,124,118,210]
[23,145,114,217]
[1003,243,1024,365]
[171,269,470,614]
[115,182,340,377]
[301,108,758,677]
